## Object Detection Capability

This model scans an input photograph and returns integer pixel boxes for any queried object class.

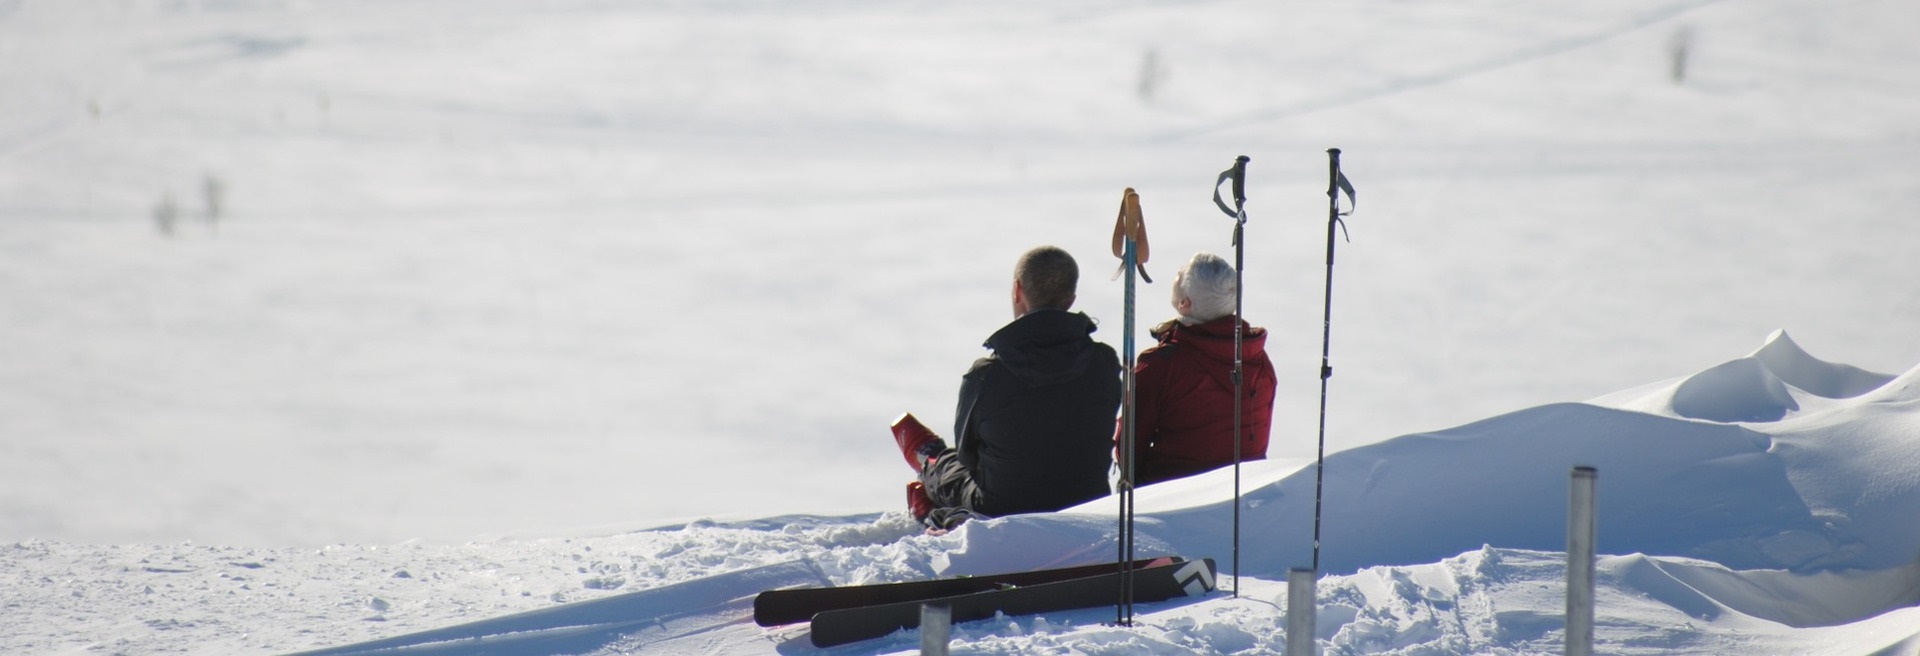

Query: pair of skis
[753,556,1217,648]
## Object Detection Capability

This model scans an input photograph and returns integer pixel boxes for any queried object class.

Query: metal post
[1567,466,1597,656]
[1286,568,1316,656]
[920,603,951,656]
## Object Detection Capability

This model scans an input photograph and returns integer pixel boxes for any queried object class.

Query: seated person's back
[1127,252,1277,486]
[891,246,1122,528]
[961,306,1121,515]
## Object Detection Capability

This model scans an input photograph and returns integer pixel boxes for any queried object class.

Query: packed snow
[5,0,1919,654]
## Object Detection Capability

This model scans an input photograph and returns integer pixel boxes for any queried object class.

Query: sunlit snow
[3,0,1918,654]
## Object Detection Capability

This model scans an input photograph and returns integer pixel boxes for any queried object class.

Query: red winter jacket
[1121,315,1277,486]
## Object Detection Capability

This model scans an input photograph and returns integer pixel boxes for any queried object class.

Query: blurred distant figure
[153,191,179,237]
[202,172,226,228]
[1124,252,1276,486]
[1669,25,1695,84]
[890,246,1122,531]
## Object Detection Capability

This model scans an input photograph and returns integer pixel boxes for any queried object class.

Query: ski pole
[1313,149,1356,573]
[1210,155,1249,597]
[1109,188,1151,625]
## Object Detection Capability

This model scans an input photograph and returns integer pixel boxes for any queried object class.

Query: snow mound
[1597,330,1899,423]
[1853,354,1920,406]
[1003,400,1839,576]
[979,333,1920,579]
[1750,330,1897,400]
[1605,554,1920,629]
[1671,356,1802,422]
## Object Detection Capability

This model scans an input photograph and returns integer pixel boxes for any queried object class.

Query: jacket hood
[984,310,1107,386]
[1150,315,1268,364]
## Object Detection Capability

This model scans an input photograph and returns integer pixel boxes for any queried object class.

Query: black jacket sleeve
[953,356,994,469]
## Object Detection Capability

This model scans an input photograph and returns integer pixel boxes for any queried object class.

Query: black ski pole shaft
[1313,147,1352,574]
[1121,239,1128,625]
[1122,221,1136,627]
[1212,155,1250,597]
[1232,155,1250,597]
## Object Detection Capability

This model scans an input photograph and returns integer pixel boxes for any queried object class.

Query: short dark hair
[1015,246,1078,310]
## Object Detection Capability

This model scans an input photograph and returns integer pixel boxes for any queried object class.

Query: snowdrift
[1012,332,1920,581]
[925,330,1920,648]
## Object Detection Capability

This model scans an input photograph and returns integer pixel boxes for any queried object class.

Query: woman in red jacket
[1125,252,1277,486]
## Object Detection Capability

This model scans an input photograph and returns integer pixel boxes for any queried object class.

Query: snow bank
[895,331,1920,650]
[1597,329,1899,422]
[1010,331,1920,579]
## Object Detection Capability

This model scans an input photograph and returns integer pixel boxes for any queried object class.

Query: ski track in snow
[1157,0,1735,140]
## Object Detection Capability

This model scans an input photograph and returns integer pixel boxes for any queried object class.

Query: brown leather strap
[1110,187,1152,282]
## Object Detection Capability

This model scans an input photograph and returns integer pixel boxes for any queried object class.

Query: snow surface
[6,0,1920,653]
[7,333,1920,654]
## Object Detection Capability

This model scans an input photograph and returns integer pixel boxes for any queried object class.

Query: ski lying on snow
[752,556,1173,627]
[808,557,1216,648]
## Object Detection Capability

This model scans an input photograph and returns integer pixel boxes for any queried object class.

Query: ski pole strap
[1212,156,1250,219]
[1110,187,1153,283]
[1327,149,1357,217]
[1326,149,1357,248]
[1333,170,1356,215]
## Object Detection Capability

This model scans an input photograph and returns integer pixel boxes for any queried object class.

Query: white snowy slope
[6,334,1919,655]
[5,0,1920,654]
[5,0,1920,547]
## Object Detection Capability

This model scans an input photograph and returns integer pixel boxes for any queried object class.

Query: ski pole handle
[1327,148,1342,198]
[1326,148,1355,214]
[1326,149,1341,266]
[1230,155,1249,206]
[1212,155,1250,219]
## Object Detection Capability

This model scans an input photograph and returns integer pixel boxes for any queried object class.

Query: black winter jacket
[953,309,1122,516]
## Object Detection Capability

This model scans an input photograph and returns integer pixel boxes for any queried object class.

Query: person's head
[1011,246,1078,317]
[1172,252,1236,324]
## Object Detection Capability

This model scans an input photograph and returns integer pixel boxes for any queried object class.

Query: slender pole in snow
[1120,231,1137,625]
[1568,466,1598,656]
[1313,148,1355,574]
[1111,188,1151,626]
[1211,156,1250,596]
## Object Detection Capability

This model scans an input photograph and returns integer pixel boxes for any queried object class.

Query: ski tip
[1174,558,1219,597]
[750,595,790,627]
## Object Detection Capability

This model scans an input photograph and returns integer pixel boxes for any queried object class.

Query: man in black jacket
[892,246,1123,530]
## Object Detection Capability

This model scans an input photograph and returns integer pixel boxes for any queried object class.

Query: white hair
[1175,252,1237,324]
